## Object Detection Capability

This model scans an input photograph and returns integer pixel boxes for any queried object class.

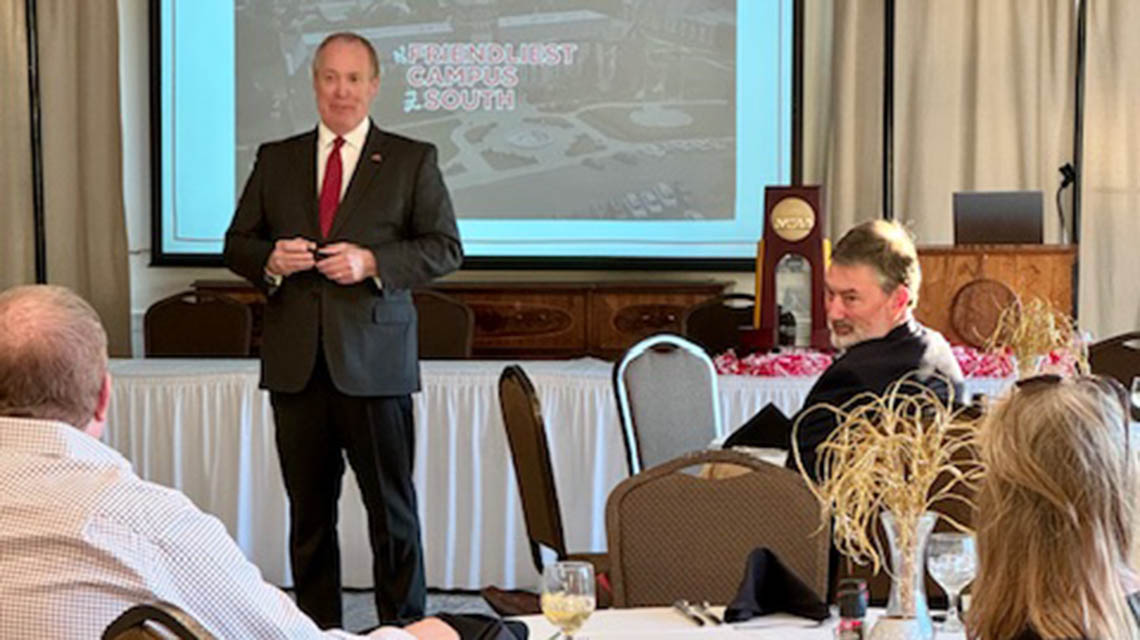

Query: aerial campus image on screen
[236,0,738,222]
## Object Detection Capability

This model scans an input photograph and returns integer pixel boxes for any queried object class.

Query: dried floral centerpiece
[983,296,1088,378]
[792,374,984,639]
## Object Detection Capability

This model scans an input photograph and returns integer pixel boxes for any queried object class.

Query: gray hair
[831,219,921,308]
[0,285,108,427]
[312,32,380,79]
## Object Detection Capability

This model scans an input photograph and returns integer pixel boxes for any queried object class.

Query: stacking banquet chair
[497,365,609,587]
[605,449,829,607]
[613,333,723,475]
[681,293,756,357]
[102,601,214,640]
[1090,331,1140,418]
[412,289,475,359]
[143,291,252,357]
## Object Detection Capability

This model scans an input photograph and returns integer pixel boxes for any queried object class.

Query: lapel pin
[370,153,383,163]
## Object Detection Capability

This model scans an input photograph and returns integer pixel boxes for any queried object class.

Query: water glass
[541,561,595,638]
[926,532,977,632]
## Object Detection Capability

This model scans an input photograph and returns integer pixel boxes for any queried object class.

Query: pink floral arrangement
[713,348,834,377]
[950,345,1016,378]
[1036,347,1085,377]
[716,345,1029,379]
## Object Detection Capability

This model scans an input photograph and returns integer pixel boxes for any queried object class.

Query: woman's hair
[969,375,1136,640]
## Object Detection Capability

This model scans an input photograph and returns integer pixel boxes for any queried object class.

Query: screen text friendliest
[395,42,580,112]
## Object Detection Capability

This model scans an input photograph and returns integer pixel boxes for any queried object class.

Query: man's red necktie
[318,136,345,238]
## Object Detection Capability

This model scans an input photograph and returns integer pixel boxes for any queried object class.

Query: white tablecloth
[517,606,968,639]
[104,358,1011,590]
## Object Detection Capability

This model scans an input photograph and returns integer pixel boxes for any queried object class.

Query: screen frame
[148,0,804,270]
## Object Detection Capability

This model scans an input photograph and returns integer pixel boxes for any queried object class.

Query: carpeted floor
[342,589,497,634]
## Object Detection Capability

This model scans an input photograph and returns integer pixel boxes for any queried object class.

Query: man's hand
[266,237,317,277]
[316,242,378,285]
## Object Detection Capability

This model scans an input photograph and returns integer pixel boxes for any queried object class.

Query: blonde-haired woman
[969,374,1140,640]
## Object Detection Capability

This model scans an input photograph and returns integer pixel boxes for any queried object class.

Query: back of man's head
[0,285,107,428]
[831,219,921,309]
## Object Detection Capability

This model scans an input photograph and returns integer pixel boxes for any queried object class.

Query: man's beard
[828,320,866,350]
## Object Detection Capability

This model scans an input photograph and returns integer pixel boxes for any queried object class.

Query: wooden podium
[743,241,1075,351]
[914,244,1076,346]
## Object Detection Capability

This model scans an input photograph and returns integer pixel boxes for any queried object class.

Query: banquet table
[104,357,1011,590]
[516,607,968,639]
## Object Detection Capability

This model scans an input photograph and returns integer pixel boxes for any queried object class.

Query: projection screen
[153,0,795,267]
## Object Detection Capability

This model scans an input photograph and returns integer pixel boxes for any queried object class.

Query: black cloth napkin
[724,403,793,449]
[724,547,830,623]
[436,613,528,640]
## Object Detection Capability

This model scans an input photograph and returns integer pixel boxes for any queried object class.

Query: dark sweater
[788,319,964,480]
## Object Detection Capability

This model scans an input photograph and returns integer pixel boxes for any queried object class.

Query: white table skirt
[104,358,1010,590]
[516,606,968,639]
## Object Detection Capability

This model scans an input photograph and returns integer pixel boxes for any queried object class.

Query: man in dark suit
[224,32,462,628]
[790,220,963,480]
[727,220,964,477]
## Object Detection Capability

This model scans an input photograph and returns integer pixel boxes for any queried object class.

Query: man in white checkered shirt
[0,285,456,640]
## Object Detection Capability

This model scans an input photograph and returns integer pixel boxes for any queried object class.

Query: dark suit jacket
[791,319,964,480]
[224,124,463,396]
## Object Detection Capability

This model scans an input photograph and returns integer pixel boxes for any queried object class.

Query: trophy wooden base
[739,327,833,353]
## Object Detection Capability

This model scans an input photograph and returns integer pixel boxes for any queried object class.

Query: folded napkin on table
[724,404,793,450]
[724,547,830,623]
[436,613,528,640]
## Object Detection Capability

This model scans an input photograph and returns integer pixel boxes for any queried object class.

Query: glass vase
[869,510,936,640]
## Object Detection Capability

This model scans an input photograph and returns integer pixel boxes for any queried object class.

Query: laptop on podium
[953,190,1044,244]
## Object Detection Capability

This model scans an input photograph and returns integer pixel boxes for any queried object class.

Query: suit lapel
[328,125,387,240]
[296,130,320,239]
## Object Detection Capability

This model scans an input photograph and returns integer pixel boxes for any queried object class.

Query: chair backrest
[681,293,756,356]
[413,289,475,359]
[1090,331,1140,388]
[143,291,252,357]
[102,601,214,640]
[606,449,830,607]
[498,365,568,573]
[613,333,723,475]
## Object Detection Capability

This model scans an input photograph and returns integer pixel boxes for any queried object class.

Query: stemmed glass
[926,532,977,632]
[540,561,595,639]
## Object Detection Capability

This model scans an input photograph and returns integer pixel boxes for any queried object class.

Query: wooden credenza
[435,280,729,359]
[915,244,1076,345]
[191,245,1071,358]
[193,279,729,359]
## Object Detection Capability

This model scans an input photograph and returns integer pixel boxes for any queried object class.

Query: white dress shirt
[0,416,411,640]
[317,116,371,201]
[265,116,382,288]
